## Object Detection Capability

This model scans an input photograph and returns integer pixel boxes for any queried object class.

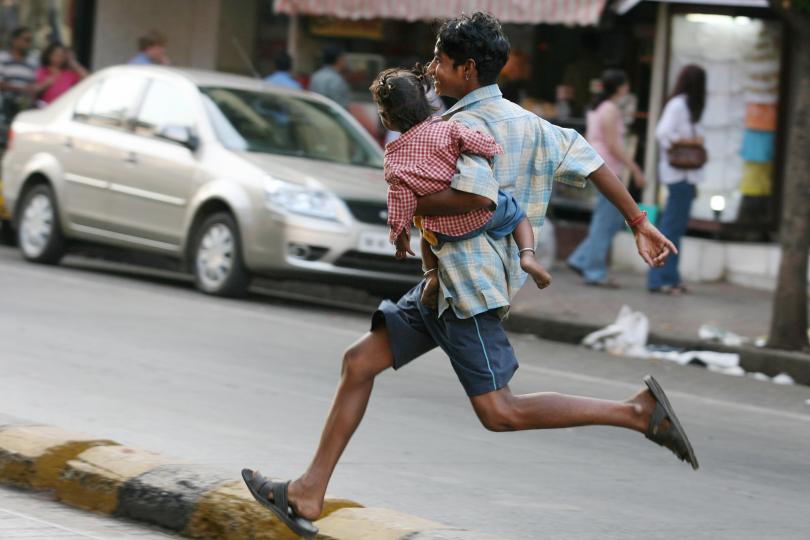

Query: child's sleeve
[387,182,418,243]
[452,122,503,160]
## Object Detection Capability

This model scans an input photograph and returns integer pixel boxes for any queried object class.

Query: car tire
[17,183,65,264]
[192,212,250,297]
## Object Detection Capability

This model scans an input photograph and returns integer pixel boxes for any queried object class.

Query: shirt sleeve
[552,126,605,188]
[452,122,503,160]
[655,98,682,150]
[447,115,500,204]
[387,181,418,242]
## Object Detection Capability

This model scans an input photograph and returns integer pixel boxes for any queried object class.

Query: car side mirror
[159,125,200,151]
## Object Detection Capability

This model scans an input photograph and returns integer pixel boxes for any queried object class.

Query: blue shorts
[372,283,519,397]
[435,191,525,243]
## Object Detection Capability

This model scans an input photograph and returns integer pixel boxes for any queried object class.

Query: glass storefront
[668,13,782,229]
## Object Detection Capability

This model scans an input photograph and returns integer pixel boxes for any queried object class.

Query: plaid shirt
[434,85,604,319]
[384,117,502,242]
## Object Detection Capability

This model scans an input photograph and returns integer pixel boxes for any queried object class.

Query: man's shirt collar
[441,84,502,120]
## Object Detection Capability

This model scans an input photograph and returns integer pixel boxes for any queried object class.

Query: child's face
[427,46,467,99]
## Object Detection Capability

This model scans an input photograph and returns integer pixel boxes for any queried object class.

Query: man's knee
[473,393,519,432]
[341,332,391,382]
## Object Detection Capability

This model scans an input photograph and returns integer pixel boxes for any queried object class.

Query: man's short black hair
[436,12,510,86]
[274,51,293,72]
[11,26,30,41]
[322,44,343,66]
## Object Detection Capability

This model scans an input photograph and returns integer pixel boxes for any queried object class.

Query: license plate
[357,230,420,258]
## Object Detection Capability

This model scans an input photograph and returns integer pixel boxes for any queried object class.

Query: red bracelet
[627,210,647,228]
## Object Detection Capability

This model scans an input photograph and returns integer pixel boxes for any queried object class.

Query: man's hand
[633,219,677,267]
[394,229,414,260]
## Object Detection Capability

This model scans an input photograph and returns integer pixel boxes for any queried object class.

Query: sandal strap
[646,403,687,459]
[273,481,290,517]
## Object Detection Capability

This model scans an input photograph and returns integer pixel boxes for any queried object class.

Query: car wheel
[17,184,65,264]
[192,212,249,297]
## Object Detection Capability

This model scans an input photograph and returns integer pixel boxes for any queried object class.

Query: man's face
[145,44,166,63]
[426,44,467,99]
[13,32,32,53]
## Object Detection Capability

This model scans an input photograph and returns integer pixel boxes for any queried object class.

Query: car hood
[237,152,387,202]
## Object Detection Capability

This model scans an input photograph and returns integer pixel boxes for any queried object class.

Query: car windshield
[200,86,383,169]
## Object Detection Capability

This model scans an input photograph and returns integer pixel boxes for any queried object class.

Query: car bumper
[242,209,422,286]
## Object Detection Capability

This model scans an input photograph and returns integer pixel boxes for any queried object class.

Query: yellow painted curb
[0,425,114,489]
[57,444,182,514]
[185,479,362,540]
[315,507,445,540]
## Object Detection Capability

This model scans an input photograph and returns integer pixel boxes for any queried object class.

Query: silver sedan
[2,65,421,296]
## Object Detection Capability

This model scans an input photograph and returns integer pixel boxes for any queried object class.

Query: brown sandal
[643,375,699,470]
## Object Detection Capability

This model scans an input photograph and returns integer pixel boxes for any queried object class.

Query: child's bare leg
[419,237,440,309]
[513,218,552,289]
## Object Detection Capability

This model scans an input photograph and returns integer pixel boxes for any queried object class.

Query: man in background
[0,26,37,121]
[264,51,301,90]
[128,30,169,66]
[309,44,349,108]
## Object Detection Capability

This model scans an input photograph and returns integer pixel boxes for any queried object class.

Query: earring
[465,73,470,81]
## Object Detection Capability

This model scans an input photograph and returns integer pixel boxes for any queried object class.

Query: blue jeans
[567,191,625,284]
[648,181,696,290]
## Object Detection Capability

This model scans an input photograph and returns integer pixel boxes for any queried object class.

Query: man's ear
[464,58,478,80]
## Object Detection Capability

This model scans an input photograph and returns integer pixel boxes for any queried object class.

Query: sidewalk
[505,267,810,384]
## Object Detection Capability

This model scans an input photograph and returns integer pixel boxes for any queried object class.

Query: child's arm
[387,183,418,244]
[414,187,494,216]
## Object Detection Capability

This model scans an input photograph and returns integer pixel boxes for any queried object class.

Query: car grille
[345,200,388,225]
[334,251,422,275]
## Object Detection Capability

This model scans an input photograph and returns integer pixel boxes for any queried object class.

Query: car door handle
[124,152,138,164]
[63,137,73,148]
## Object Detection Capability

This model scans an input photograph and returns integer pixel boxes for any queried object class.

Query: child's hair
[369,66,435,132]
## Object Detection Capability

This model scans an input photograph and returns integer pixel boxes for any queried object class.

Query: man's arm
[414,188,494,216]
[588,164,676,267]
[415,153,498,216]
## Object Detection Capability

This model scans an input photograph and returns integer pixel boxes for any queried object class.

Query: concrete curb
[0,418,502,539]
[504,313,810,386]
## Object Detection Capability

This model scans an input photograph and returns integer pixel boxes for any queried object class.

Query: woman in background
[36,42,88,105]
[648,64,707,295]
[567,69,646,287]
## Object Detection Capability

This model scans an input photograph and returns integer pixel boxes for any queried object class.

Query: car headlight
[264,178,341,221]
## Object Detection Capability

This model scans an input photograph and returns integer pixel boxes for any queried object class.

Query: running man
[242,12,697,539]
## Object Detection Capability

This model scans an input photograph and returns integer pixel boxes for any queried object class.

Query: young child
[370,67,551,308]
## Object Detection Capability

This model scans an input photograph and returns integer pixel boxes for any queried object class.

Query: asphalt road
[1,245,809,540]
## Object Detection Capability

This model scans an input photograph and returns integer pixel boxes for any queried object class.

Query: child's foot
[420,271,439,309]
[520,255,552,289]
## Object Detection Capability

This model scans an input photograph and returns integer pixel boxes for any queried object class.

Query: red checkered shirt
[384,117,503,243]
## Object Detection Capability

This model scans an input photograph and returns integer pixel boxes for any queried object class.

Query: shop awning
[614,0,768,15]
[274,0,608,26]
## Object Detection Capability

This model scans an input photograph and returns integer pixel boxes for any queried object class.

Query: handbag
[667,124,707,170]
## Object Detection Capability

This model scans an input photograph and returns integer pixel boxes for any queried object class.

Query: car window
[73,82,101,121]
[87,74,147,129]
[133,79,196,138]
[200,87,383,169]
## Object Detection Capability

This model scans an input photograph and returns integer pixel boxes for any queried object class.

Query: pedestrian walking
[0,27,37,122]
[308,44,350,108]
[128,30,169,66]
[370,66,551,308]
[648,65,707,295]
[567,69,646,287]
[242,13,697,539]
[35,42,88,105]
[264,51,301,90]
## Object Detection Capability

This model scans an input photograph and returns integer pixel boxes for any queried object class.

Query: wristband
[423,267,437,277]
[627,210,647,229]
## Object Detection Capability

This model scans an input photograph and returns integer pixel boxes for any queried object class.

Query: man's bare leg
[272,326,395,520]
[469,386,656,433]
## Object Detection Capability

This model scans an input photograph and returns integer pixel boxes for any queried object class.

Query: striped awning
[274,0,608,26]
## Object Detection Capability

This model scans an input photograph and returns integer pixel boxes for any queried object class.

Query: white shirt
[656,94,705,185]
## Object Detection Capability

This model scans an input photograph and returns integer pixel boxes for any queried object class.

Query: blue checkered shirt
[434,85,604,319]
